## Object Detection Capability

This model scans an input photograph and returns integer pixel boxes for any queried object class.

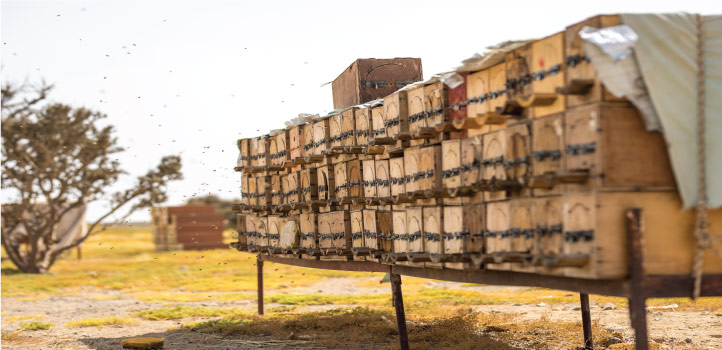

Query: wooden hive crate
[403,147,420,194]
[245,214,257,249]
[564,103,675,192]
[371,105,387,140]
[268,131,289,168]
[530,114,565,196]
[247,176,257,206]
[267,215,283,250]
[405,207,424,255]
[302,123,315,160]
[422,82,449,145]
[282,171,301,205]
[334,159,362,204]
[235,214,247,249]
[441,139,462,191]
[300,167,318,204]
[316,165,336,205]
[355,106,372,147]
[300,212,319,252]
[289,124,304,156]
[505,44,534,120]
[418,145,443,196]
[528,32,566,118]
[256,215,269,250]
[482,129,507,201]
[460,136,482,189]
[448,72,469,127]
[487,63,508,121]
[509,198,536,272]
[533,196,564,275]
[331,58,423,110]
[311,118,330,165]
[362,159,377,199]
[563,15,624,107]
[464,69,490,132]
[389,157,406,198]
[328,109,357,164]
[505,122,531,197]
[407,84,427,146]
[350,210,365,252]
[271,174,282,206]
[377,210,394,253]
[375,159,391,200]
[280,215,300,250]
[423,206,444,257]
[485,201,511,271]
[392,210,408,255]
[363,209,381,253]
[250,136,269,168]
[256,175,272,207]
[237,138,251,169]
[330,211,352,254]
[443,205,485,256]
[240,175,250,205]
[383,90,409,150]
[317,212,334,251]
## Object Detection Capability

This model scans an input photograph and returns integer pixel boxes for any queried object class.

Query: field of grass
[2,226,721,349]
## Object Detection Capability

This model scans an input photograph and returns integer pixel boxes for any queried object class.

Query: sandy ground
[2,277,721,350]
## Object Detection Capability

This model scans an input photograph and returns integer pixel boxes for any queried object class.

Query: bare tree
[1,82,183,273]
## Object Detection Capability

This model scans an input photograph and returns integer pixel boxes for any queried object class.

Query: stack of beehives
[233,15,722,279]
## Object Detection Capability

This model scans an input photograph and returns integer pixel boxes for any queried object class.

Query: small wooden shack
[151,205,226,251]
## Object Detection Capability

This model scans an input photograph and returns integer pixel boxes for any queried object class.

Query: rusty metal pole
[390,272,410,350]
[626,208,648,350]
[257,255,264,315]
[579,293,593,349]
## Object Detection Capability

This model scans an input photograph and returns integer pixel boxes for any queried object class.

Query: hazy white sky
[1,0,718,222]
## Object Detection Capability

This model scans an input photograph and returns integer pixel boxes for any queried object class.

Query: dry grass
[66,316,138,328]
[19,321,55,331]
[4,315,46,322]
[135,306,248,320]
[181,306,617,350]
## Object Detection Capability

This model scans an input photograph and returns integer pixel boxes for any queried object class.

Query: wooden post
[257,255,264,315]
[579,293,593,349]
[626,208,648,350]
[390,273,410,350]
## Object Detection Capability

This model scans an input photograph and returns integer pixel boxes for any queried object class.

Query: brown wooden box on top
[564,15,624,107]
[332,58,423,110]
[563,103,675,192]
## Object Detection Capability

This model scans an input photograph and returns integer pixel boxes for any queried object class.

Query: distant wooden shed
[151,205,226,251]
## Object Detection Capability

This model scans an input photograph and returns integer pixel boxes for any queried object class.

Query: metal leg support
[579,293,593,349]
[257,255,264,315]
[627,208,648,350]
[390,273,410,350]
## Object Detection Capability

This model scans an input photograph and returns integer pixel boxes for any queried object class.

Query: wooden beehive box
[237,138,251,169]
[441,139,461,190]
[406,207,424,254]
[240,175,250,205]
[256,215,269,249]
[363,209,381,252]
[487,63,508,120]
[282,171,301,204]
[267,215,283,249]
[371,104,387,140]
[509,198,536,273]
[235,214,247,248]
[407,84,426,146]
[533,196,564,275]
[485,201,511,271]
[316,165,335,204]
[564,15,624,107]
[505,123,531,197]
[375,159,391,199]
[280,215,300,250]
[403,147,420,194]
[389,157,406,198]
[317,212,333,251]
[312,118,330,163]
[465,69,490,130]
[564,103,675,192]
[300,212,318,251]
[355,106,372,147]
[245,214,258,248]
[423,82,449,145]
[300,167,318,203]
[332,58,423,109]
[423,206,443,255]
[256,175,272,207]
[334,159,362,203]
[392,210,408,254]
[330,211,352,253]
[448,72,469,126]
[443,205,485,255]
[528,33,567,118]
[250,136,269,168]
[482,129,507,201]
[350,210,365,251]
[418,145,443,194]
[247,177,257,206]
[505,44,533,120]
[269,131,289,168]
[362,159,377,199]
[377,210,394,253]
[460,136,482,188]
[531,114,565,196]
[383,90,409,143]
[302,123,315,158]
[271,174,282,206]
